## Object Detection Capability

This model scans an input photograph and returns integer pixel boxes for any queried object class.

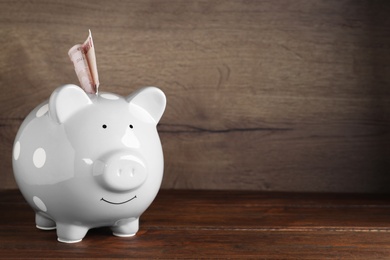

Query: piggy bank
[12,84,166,243]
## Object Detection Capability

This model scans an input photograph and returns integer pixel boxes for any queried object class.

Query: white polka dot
[36,104,49,117]
[82,158,93,165]
[33,196,47,212]
[13,141,21,160]
[33,148,46,168]
[100,93,119,100]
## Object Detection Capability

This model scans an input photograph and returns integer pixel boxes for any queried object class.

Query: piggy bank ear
[127,87,166,124]
[49,84,92,124]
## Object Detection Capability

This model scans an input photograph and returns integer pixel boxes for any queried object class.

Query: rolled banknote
[68,44,95,93]
[82,30,99,91]
[68,30,99,94]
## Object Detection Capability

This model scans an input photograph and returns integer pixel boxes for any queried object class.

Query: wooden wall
[0,0,389,192]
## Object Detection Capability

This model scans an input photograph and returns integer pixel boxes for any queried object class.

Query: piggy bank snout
[93,151,147,192]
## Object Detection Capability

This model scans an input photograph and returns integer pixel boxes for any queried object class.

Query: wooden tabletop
[2,189,390,259]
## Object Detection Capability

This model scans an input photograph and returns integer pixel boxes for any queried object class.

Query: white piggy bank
[12,84,166,243]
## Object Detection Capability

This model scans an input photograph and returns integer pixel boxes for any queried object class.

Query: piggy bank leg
[111,217,139,237]
[35,212,56,230]
[56,223,89,243]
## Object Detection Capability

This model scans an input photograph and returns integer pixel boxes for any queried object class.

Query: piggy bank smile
[100,195,137,205]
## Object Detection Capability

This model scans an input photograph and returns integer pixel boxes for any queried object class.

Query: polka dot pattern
[36,104,49,117]
[82,158,93,165]
[33,196,47,212]
[13,141,21,160]
[33,148,46,168]
[100,93,119,100]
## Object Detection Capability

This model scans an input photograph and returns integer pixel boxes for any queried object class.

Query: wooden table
[2,189,390,259]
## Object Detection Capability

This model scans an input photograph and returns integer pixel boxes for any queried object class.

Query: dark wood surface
[1,0,390,192]
[2,189,390,259]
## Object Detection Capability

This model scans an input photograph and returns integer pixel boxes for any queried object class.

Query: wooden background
[0,0,389,192]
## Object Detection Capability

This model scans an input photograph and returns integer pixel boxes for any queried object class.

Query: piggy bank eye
[129,124,134,129]
[102,124,107,129]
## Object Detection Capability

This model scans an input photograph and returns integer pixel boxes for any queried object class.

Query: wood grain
[2,190,390,259]
[0,0,389,191]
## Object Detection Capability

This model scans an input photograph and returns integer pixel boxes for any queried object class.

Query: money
[68,30,99,94]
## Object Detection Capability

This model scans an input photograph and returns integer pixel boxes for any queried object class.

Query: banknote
[68,30,99,94]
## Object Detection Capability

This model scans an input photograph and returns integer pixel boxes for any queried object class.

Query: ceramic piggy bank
[12,84,166,243]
